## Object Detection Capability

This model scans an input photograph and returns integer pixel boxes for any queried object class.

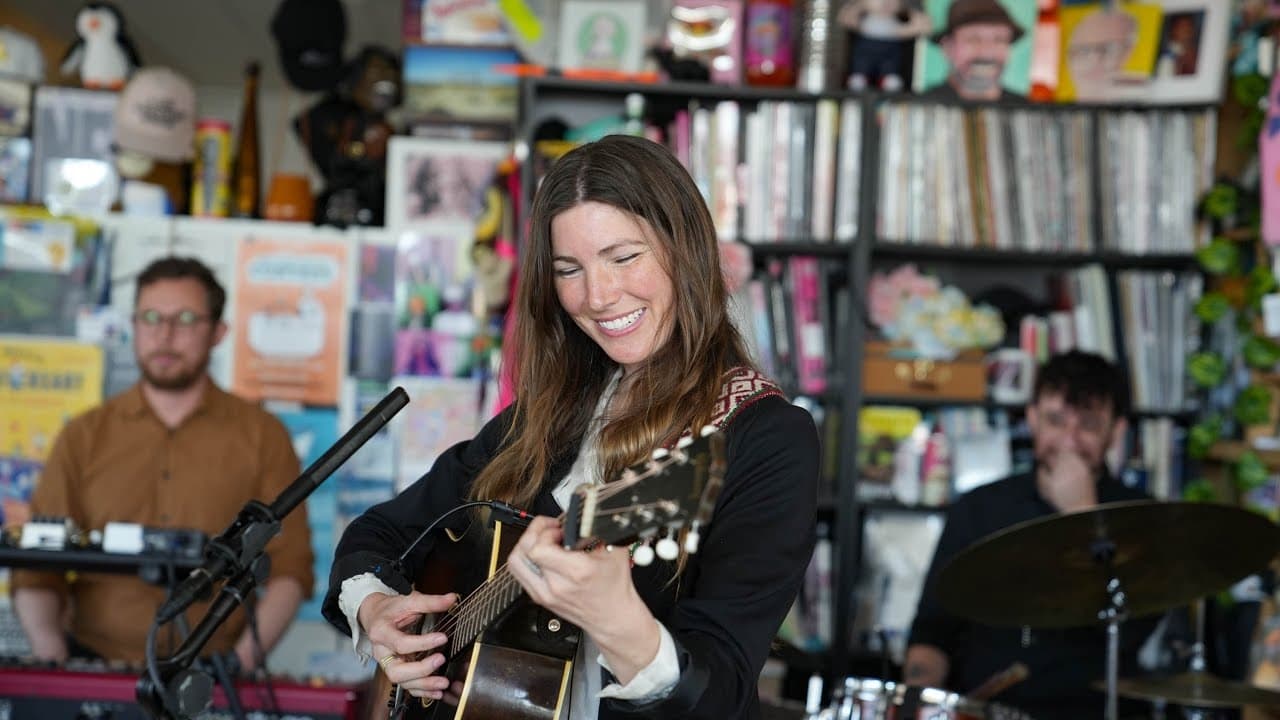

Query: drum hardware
[935,501,1280,720]
[802,674,1035,720]
[1093,599,1280,717]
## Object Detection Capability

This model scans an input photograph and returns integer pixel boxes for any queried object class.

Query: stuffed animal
[838,0,931,91]
[60,2,140,89]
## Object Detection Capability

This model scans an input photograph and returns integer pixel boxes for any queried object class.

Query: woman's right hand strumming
[359,591,458,700]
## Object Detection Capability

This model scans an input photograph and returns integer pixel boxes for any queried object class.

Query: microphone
[156,387,410,624]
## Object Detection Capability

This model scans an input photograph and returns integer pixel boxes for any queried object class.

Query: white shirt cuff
[597,623,680,702]
[337,572,400,659]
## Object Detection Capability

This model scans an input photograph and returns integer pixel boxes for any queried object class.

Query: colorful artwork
[392,376,483,491]
[394,224,492,379]
[913,0,1037,99]
[1055,2,1163,102]
[0,336,103,526]
[272,405,339,622]
[402,45,521,123]
[384,137,508,228]
[231,237,348,405]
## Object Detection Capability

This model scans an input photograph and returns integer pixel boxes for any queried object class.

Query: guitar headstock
[562,426,726,565]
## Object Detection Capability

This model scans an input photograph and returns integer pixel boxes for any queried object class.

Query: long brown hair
[471,135,752,508]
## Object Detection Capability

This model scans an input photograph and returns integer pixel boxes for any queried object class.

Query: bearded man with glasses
[12,256,313,673]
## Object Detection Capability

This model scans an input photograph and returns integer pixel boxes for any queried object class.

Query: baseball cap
[113,66,196,163]
[271,0,347,91]
[0,26,45,84]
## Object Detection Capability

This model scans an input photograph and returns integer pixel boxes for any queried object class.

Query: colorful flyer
[0,335,103,526]
[232,237,349,405]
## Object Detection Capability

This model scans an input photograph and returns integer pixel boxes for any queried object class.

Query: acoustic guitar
[375,427,726,720]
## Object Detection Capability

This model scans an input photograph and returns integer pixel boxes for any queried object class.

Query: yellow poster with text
[0,336,104,461]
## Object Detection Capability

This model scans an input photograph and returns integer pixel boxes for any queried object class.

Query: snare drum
[829,677,1034,720]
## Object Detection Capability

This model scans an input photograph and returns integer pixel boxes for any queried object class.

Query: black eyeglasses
[132,309,211,331]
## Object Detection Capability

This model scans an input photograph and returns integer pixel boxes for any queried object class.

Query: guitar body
[369,430,727,720]
[431,641,573,720]
[380,520,580,720]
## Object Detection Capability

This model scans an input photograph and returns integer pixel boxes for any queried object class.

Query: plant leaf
[1245,264,1279,309]
[1194,293,1232,323]
[1195,238,1240,275]
[1235,451,1270,492]
[1182,478,1218,502]
[1188,352,1228,388]
[1234,384,1274,426]
[1244,334,1280,368]
[1187,415,1224,459]
[1201,183,1239,220]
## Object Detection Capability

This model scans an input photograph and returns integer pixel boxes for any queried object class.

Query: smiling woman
[323,135,820,719]
[550,202,674,376]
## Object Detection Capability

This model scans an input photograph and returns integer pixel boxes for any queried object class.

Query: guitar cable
[392,500,533,576]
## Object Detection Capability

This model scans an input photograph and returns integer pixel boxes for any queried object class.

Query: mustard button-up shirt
[11,382,314,663]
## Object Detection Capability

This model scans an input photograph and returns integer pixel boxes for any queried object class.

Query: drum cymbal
[937,500,1280,628]
[1093,672,1280,708]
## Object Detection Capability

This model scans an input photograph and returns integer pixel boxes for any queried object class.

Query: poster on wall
[271,405,339,622]
[231,237,348,405]
[0,335,103,527]
[392,376,483,491]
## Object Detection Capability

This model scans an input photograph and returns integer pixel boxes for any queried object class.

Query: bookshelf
[516,76,1214,683]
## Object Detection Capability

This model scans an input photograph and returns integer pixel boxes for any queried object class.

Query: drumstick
[968,662,1030,701]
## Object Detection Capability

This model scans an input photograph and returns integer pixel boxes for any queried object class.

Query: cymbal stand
[1181,598,1211,720]
[1094,538,1128,720]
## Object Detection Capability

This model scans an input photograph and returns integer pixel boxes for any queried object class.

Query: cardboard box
[862,341,986,401]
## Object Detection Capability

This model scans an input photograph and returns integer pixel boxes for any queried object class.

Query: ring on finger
[522,555,543,577]
[378,653,398,670]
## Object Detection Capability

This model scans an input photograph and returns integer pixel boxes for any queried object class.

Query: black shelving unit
[516,76,1213,684]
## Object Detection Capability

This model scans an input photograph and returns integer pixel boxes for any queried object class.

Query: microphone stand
[137,564,262,719]
[136,387,410,719]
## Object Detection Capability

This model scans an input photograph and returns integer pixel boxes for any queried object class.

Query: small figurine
[837,0,932,91]
[60,2,140,89]
[296,45,402,227]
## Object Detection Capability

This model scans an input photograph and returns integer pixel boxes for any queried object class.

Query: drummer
[905,350,1160,719]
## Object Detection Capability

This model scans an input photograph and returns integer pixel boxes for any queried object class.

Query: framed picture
[0,79,31,137]
[1144,0,1230,104]
[912,0,1037,100]
[0,136,31,203]
[385,136,508,230]
[402,45,521,124]
[419,0,512,45]
[557,0,647,73]
[1056,2,1164,103]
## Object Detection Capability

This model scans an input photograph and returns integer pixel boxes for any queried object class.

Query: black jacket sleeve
[605,395,820,719]
[320,408,513,636]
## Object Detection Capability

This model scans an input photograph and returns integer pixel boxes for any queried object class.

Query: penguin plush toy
[60,2,140,89]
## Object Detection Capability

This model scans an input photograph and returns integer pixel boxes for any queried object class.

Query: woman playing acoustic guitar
[321,134,819,719]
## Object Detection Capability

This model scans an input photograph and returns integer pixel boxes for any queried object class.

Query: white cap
[0,27,45,84]
[113,66,196,163]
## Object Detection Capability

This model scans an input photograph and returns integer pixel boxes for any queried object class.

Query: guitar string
[421,447,699,652]
[430,500,668,651]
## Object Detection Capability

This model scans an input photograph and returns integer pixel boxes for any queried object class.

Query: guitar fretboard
[442,567,524,658]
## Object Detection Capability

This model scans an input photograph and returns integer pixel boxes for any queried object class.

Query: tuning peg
[684,524,701,554]
[633,541,655,567]
[651,447,670,460]
[656,533,680,561]
[700,424,717,437]
[676,435,693,449]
